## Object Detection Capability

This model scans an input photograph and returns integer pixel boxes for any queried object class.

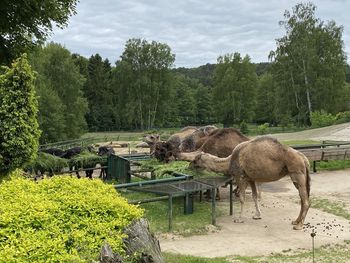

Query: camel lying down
[190,136,310,230]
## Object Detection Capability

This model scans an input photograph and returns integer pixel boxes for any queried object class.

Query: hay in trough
[25,152,68,174]
[138,158,223,178]
[69,151,107,169]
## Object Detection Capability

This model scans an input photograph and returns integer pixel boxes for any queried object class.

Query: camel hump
[180,126,198,132]
[198,125,218,135]
[284,147,309,172]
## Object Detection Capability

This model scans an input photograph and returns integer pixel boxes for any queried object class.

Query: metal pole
[229,180,233,216]
[211,187,216,225]
[311,229,316,263]
[168,195,173,232]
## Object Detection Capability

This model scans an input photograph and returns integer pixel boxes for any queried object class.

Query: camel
[180,125,218,152]
[190,136,311,230]
[143,126,198,156]
[166,126,198,148]
[176,128,250,162]
[143,134,161,155]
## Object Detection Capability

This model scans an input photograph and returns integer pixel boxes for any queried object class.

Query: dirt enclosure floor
[159,169,350,258]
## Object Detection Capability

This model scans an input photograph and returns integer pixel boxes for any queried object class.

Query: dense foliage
[30,43,88,143]
[269,2,349,126]
[0,176,143,262]
[21,2,350,143]
[0,54,40,175]
[213,53,257,126]
[0,0,79,65]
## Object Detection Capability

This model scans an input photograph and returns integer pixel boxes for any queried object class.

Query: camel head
[189,151,208,170]
[198,125,217,135]
[153,141,179,163]
[143,134,160,145]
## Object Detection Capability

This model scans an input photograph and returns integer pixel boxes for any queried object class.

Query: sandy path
[272,122,350,141]
[159,170,350,257]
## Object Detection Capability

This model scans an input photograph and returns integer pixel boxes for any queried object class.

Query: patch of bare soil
[159,169,350,258]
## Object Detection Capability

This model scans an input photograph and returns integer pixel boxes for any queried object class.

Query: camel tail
[305,160,311,198]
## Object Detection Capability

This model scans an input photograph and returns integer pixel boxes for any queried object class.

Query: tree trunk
[302,59,312,124]
[123,218,164,263]
[99,218,164,263]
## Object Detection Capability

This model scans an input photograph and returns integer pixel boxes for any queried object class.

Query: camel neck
[205,155,231,173]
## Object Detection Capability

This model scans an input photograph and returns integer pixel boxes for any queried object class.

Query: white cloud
[49,0,350,67]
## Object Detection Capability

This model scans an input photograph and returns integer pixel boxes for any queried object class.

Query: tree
[30,43,88,142]
[213,52,257,126]
[195,84,214,124]
[112,39,175,130]
[84,54,115,131]
[270,2,348,125]
[255,72,277,124]
[0,0,79,65]
[0,54,40,174]
[173,75,197,126]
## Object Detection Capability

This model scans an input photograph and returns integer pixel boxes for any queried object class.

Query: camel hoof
[253,216,262,220]
[233,218,244,223]
[292,220,299,225]
[293,224,303,230]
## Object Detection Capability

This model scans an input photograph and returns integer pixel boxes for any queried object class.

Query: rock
[136,142,150,148]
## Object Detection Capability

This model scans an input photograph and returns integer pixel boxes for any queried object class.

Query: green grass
[230,242,350,262]
[311,197,350,220]
[318,160,350,171]
[246,124,309,136]
[118,190,228,236]
[163,241,350,263]
[163,253,230,263]
[281,140,321,146]
[81,131,143,143]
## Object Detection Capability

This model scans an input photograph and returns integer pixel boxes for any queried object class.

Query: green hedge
[0,54,40,174]
[0,175,143,262]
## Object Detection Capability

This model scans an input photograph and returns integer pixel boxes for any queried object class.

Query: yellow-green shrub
[0,176,143,262]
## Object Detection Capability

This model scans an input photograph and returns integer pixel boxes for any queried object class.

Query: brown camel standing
[190,136,310,230]
[177,128,250,162]
[180,125,218,152]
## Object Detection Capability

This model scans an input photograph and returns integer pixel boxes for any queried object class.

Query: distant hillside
[174,63,215,87]
[174,62,271,87]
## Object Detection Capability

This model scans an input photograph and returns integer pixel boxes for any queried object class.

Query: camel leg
[256,182,262,201]
[234,178,248,223]
[249,181,262,220]
[290,174,310,230]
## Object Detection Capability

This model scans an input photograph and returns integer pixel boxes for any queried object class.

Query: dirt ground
[272,122,350,142]
[158,123,350,258]
[159,169,350,257]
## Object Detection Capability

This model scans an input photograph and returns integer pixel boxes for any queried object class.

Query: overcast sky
[49,0,350,68]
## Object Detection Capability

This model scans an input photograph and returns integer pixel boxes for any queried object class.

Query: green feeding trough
[109,154,234,231]
[107,153,151,182]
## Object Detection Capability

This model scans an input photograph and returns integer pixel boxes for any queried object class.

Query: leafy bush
[310,110,336,128]
[0,176,143,262]
[0,54,41,175]
[239,120,248,134]
[257,123,269,135]
[335,111,350,124]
